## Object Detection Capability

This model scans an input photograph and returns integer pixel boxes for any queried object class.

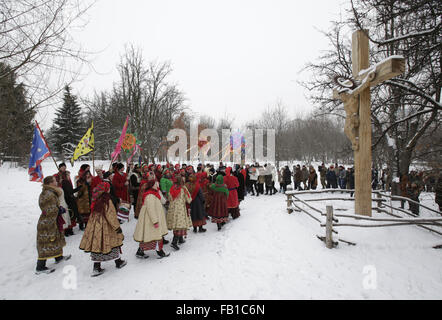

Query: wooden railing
[285,189,442,249]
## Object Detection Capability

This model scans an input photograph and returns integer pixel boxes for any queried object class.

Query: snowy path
[1,163,442,299]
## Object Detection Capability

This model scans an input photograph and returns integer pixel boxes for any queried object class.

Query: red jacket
[224,174,239,208]
[112,171,129,202]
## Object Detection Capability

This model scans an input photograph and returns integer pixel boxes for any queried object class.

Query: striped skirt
[139,240,163,251]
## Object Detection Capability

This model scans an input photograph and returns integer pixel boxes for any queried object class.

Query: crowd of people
[35,161,249,276]
[35,160,442,276]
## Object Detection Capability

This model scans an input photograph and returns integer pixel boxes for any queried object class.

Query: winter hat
[116,163,125,171]
[103,171,113,180]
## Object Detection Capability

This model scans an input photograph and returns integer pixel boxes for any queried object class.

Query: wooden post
[376,192,382,213]
[352,30,372,217]
[287,194,293,214]
[326,205,334,249]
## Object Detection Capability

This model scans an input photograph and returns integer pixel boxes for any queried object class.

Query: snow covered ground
[0,161,441,300]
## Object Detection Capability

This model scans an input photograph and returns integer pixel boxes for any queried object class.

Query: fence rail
[286,189,442,249]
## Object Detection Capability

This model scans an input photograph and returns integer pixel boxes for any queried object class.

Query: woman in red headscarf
[79,182,126,277]
[224,167,240,219]
[167,175,192,250]
[133,175,170,259]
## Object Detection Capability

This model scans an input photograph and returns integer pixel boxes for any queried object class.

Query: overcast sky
[37,0,349,129]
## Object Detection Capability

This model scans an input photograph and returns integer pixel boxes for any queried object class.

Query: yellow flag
[70,121,94,166]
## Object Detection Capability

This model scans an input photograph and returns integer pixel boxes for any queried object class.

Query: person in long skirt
[133,175,170,259]
[224,167,240,219]
[207,175,229,231]
[186,174,208,233]
[166,175,192,250]
[36,176,71,274]
[79,182,126,277]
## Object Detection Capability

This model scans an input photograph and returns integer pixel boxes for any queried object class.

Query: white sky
[37,0,349,129]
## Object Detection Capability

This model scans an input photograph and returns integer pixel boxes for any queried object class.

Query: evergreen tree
[0,62,35,162]
[52,85,84,161]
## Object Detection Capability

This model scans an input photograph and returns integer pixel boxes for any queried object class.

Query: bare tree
[0,0,95,109]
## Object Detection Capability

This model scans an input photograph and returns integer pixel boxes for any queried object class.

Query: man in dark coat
[233,165,245,202]
[326,165,338,189]
[282,166,292,193]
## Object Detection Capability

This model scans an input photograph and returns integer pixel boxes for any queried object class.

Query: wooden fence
[285,189,442,249]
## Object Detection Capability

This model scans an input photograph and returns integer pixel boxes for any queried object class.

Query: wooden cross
[333,30,405,217]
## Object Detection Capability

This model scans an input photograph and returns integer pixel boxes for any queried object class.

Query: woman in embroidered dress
[166,175,192,250]
[35,176,71,275]
[133,174,170,259]
[79,182,127,277]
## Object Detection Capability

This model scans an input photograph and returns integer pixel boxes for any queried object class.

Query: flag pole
[91,121,95,174]
[35,121,58,170]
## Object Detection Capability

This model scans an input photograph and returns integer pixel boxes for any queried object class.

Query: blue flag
[28,126,51,182]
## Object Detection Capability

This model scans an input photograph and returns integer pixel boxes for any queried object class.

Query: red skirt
[211,216,229,224]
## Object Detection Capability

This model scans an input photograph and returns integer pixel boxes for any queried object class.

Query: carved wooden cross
[333,30,405,217]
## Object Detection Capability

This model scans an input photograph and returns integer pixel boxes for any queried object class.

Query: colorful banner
[111,115,129,162]
[28,125,51,182]
[70,121,94,166]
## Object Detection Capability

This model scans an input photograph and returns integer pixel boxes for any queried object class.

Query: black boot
[199,226,207,233]
[55,254,72,264]
[162,237,169,245]
[217,223,222,231]
[91,262,105,277]
[193,227,198,233]
[64,229,70,237]
[156,249,170,259]
[171,236,180,250]
[115,258,127,269]
[136,248,149,259]
[35,259,55,275]
[178,236,186,244]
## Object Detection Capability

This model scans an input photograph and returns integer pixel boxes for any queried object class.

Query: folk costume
[36,183,70,274]
[185,174,208,233]
[166,180,192,250]
[207,175,229,231]
[79,182,126,277]
[133,177,170,259]
[224,167,240,219]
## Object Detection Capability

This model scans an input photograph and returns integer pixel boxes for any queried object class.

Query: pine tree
[52,85,84,161]
[0,62,35,162]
